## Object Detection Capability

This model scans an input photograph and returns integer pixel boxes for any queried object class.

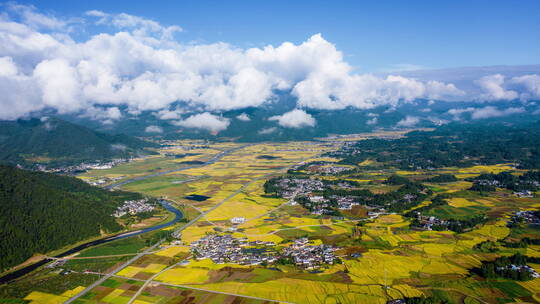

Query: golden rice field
[61,141,540,304]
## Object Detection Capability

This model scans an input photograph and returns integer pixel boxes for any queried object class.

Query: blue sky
[1,1,539,123]
[25,0,540,72]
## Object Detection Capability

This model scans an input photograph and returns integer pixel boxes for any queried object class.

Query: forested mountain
[0,165,142,271]
[0,118,157,167]
[331,122,540,169]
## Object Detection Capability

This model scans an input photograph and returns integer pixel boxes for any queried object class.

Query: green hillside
[0,165,142,271]
[0,118,157,167]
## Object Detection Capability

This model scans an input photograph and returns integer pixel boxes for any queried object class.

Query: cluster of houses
[190,234,338,269]
[498,264,540,278]
[411,214,448,230]
[514,190,534,198]
[282,238,338,269]
[306,164,352,175]
[331,195,361,210]
[509,211,540,225]
[86,175,125,186]
[190,234,278,265]
[276,178,325,199]
[36,158,133,175]
[474,179,501,187]
[113,198,155,217]
[273,177,367,215]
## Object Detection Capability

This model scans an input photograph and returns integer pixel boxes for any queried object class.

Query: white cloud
[236,113,251,121]
[258,127,277,135]
[33,58,83,113]
[0,56,18,76]
[145,125,163,133]
[366,117,378,125]
[476,74,518,101]
[470,106,525,119]
[447,106,525,120]
[447,107,475,120]
[0,5,538,122]
[85,10,182,41]
[154,108,184,120]
[81,106,122,121]
[173,112,230,133]
[269,109,316,128]
[5,3,68,31]
[396,115,420,127]
[512,74,540,100]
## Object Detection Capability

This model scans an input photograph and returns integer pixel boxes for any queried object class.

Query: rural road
[67,144,258,302]
[64,241,163,304]
[66,145,321,303]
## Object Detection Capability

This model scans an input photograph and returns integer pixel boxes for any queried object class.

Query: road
[79,272,289,303]
[66,145,322,303]
[64,241,163,304]
[67,144,259,302]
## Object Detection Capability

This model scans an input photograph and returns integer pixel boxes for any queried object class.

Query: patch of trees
[474,241,498,253]
[145,230,173,246]
[471,253,540,281]
[435,215,487,233]
[263,177,282,197]
[502,237,540,248]
[384,174,411,185]
[468,170,540,192]
[0,165,143,271]
[328,123,540,170]
[404,194,449,217]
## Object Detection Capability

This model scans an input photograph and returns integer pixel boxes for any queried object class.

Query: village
[113,198,155,218]
[508,210,540,226]
[189,234,338,270]
[33,158,135,175]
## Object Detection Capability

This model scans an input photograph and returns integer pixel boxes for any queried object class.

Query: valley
[2,133,539,304]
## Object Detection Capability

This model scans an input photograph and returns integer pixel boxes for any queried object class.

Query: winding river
[1,145,251,284]
[0,200,183,284]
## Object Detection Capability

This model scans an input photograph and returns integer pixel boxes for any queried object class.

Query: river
[0,200,183,284]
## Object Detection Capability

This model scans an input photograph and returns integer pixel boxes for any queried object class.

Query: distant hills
[0,165,142,270]
[56,95,540,142]
[0,118,158,167]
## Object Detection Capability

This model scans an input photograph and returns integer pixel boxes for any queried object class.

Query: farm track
[67,145,345,303]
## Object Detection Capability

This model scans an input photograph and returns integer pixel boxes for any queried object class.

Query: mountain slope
[0,165,142,270]
[0,118,157,166]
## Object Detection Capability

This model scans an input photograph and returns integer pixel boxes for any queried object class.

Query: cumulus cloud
[0,4,538,122]
[512,74,540,100]
[470,106,525,119]
[173,112,230,133]
[366,117,378,125]
[447,106,525,120]
[396,115,420,127]
[145,125,163,133]
[258,127,277,135]
[236,113,251,121]
[154,108,184,120]
[269,109,316,128]
[476,74,518,101]
[447,107,475,120]
[81,106,122,124]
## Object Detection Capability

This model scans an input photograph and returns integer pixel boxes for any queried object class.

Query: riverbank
[0,200,183,284]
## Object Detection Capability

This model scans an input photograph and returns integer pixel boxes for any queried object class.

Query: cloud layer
[0,3,539,131]
[269,109,316,128]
